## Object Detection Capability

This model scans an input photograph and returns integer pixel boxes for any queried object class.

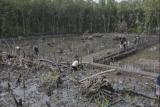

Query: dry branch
[124,89,157,100]
[79,69,116,83]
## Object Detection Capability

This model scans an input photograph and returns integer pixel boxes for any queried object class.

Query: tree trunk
[107,16,110,32]
[15,16,18,35]
[148,18,153,34]
[102,14,106,33]
[22,8,25,34]
[56,22,59,33]
[42,10,45,33]
[37,14,40,33]
[79,15,81,32]
[52,15,54,32]
[69,17,70,32]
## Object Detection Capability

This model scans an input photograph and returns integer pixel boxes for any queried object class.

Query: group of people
[119,35,141,49]
[119,37,127,49]
[133,36,140,46]
[14,45,39,56]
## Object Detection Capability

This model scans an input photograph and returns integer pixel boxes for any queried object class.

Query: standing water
[118,43,159,73]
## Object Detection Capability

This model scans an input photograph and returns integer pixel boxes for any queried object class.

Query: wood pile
[80,35,93,40]
[80,76,114,102]
[0,51,69,72]
[112,36,121,40]
[92,33,103,37]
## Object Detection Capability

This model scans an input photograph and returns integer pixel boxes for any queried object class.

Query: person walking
[123,40,126,49]
[34,45,38,55]
[156,75,160,99]
[133,37,137,46]
[15,46,20,56]
[72,59,79,74]
[119,39,123,50]
[137,36,140,44]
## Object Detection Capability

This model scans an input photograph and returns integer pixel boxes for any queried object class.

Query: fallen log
[79,69,116,83]
[124,89,157,100]
[108,99,122,106]
[36,59,71,71]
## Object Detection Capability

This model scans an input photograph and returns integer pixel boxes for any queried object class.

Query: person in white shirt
[72,59,79,74]
[15,46,20,55]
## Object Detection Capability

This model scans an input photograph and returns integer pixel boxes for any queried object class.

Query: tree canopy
[0,0,159,36]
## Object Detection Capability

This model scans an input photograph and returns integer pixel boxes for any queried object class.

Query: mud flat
[0,34,159,106]
[0,54,159,107]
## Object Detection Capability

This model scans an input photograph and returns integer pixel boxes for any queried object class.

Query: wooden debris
[79,69,116,83]
[80,75,114,102]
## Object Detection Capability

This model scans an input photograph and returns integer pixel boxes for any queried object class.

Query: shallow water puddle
[119,43,159,72]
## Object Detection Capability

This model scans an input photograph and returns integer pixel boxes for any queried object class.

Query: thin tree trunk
[37,14,40,33]
[148,18,153,34]
[57,22,59,33]
[52,15,54,32]
[69,17,70,32]
[15,16,18,35]
[79,15,81,32]
[107,16,110,32]
[22,8,25,34]
[102,14,106,33]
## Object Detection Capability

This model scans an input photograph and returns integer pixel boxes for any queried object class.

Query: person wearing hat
[72,59,79,74]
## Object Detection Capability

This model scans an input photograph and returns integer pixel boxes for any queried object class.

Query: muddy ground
[0,33,159,107]
[0,34,151,60]
[0,60,159,107]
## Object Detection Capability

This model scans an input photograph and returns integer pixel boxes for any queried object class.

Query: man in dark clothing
[133,37,137,46]
[137,36,140,44]
[34,45,38,55]
[6,54,16,59]
[123,37,126,41]
[156,75,160,99]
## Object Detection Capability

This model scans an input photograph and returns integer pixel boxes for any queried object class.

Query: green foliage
[117,96,121,100]
[128,28,137,33]
[137,26,144,33]
[0,0,159,36]
[126,93,138,104]
[89,36,93,39]
[18,36,23,40]
[141,78,143,81]
[126,93,131,103]
[38,71,58,86]
[78,67,81,71]
[97,99,109,107]
[102,35,106,38]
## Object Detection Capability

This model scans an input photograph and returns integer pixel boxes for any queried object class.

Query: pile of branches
[80,76,114,102]
[0,51,40,71]
[0,51,69,72]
